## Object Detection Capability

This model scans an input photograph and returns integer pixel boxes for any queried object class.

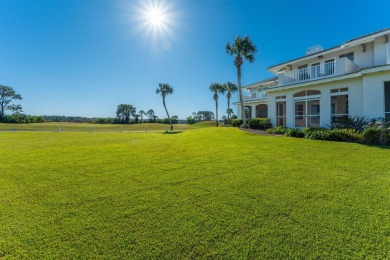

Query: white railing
[242,92,268,101]
[281,61,335,85]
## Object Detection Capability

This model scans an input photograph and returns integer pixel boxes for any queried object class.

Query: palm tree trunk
[163,96,173,131]
[237,64,246,126]
[214,93,219,127]
[227,92,231,122]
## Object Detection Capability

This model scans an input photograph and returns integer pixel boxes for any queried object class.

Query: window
[293,90,320,98]
[331,87,349,124]
[324,59,335,76]
[276,95,286,100]
[331,87,348,94]
[339,52,354,62]
[293,90,321,127]
[311,63,320,79]
[298,64,309,81]
[256,104,268,118]
[276,102,286,127]
[385,82,390,119]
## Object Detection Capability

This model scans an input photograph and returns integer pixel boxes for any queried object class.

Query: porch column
[251,105,256,119]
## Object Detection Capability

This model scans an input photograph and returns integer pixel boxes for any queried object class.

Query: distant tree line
[115,104,178,125]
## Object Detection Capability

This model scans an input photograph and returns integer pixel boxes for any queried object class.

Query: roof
[268,28,390,71]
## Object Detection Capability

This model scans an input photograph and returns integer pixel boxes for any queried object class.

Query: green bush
[362,127,390,145]
[230,119,243,127]
[1,115,45,123]
[186,117,196,125]
[301,128,327,140]
[248,118,272,130]
[328,129,362,142]
[266,126,287,134]
[330,116,368,132]
[285,128,305,138]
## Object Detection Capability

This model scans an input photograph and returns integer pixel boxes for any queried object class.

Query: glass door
[295,101,306,127]
[295,99,320,127]
[308,100,320,127]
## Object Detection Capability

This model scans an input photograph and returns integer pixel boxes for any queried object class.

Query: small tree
[139,110,146,123]
[116,104,136,123]
[0,85,23,120]
[209,83,225,127]
[147,109,156,123]
[156,83,174,131]
[224,82,238,123]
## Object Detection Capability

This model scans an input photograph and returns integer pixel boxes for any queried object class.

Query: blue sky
[1,0,389,119]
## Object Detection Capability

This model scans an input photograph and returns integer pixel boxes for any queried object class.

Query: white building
[236,28,390,128]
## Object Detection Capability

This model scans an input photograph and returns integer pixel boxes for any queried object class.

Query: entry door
[295,99,320,127]
[307,100,320,127]
[385,82,390,118]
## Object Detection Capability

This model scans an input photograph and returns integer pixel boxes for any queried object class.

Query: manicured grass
[0,122,211,132]
[0,128,389,258]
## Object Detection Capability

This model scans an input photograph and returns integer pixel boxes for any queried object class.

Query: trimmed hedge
[285,128,305,138]
[230,119,243,127]
[247,118,272,130]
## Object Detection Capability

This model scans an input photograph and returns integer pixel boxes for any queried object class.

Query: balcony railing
[242,92,268,101]
[387,43,390,64]
[281,61,335,85]
[277,58,359,86]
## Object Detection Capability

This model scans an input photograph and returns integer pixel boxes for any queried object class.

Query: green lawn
[0,127,389,258]
[0,121,215,132]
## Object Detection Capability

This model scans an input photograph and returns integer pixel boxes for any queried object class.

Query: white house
[236,28,390,128]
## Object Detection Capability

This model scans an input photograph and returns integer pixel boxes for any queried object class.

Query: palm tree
[224,81,238,123]
[156,83,174,131]
[139,110,146,123]
[209,83,225,127]
[146,109,155,123]
[226,36,257,126]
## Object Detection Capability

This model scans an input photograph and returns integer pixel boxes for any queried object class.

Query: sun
[147,8,165,26]
[128,0,180,50]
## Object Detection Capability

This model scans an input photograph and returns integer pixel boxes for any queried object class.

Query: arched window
[293,90,320,98]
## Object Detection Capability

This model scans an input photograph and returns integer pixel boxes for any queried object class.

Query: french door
[295,99,320,127]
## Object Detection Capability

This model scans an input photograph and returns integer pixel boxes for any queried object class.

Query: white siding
[374,37,387,66]
[268,77,364,128]
[362,71,390,119]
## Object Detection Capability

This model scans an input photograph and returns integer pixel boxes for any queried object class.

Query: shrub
[230,119,243,127]
[329,116,368,132]
[362,127,390,145]
[266,126,287,135]
[302,128,332,140]
[247,118,272,130]
[285,128,305,138]
[328,129,362,142]
[186,117,196,125]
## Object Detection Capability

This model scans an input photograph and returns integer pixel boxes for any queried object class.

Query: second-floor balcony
[242,91,268,102]
[387,42,390,64]
[277,57,360,86]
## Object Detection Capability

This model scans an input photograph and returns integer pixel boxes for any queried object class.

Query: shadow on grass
[361,143,390,149]
[161,131,182,135]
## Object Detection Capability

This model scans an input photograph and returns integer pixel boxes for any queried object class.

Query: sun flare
[129,0,180,51]
[147,8,165,26]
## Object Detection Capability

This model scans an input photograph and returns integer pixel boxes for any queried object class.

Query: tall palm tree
[156,83,174,131]
[224,81,238,123]
[139,110,146,123]
[226,36,257,126]
[209,83,225,127]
